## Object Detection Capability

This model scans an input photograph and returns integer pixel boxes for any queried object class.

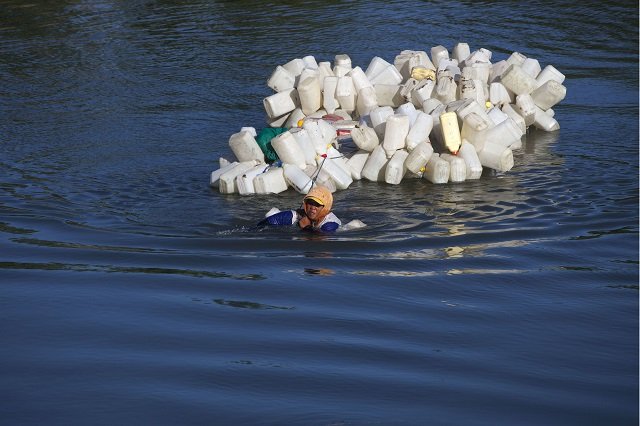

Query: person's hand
[298,215,311,229]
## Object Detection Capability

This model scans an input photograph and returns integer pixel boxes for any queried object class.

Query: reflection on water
[304,267,334,276]
[213,299,293,310]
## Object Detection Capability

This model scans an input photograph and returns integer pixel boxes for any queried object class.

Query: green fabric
[256,127,288,163]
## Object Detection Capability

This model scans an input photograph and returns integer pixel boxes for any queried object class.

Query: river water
[1,1,638,425]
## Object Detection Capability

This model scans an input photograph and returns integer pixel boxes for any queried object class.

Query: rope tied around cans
[256,141,351,191]
[309,148,350,188]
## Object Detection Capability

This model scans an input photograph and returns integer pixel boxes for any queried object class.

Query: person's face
[305,199,323,220]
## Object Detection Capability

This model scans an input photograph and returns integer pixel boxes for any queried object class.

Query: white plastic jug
[370,106,394,139]
[219,157,231,168]
[521,58,541,78]
[240,126,257,137]
[439,111,462,154]
[486,117,523,147]
[397,102,419,126]
[336,76,356,113]
[458,78,482,104]
[422,98,443,114]
[484,117,522,148]
[440,153,466,183]
[210,161,238,187]
[466,48,492,65]
[326,146,351,177]
[453,42,471,62]
[457,140,483,180]
[405,111,433,151]
[530,80,566,110]
[333,64,350,77]
[351,126,379,152]
[463,62,491,85]
[361,144,389,182]
[365,56,392,80]
[400,77,420,100]
[254,167,289,194]
[229,131,265,163]
[461,112,489,152]
[318,61,337,82]
[489,60,509,83]
[284,108,305,128]
[283,163,313,194]
[334,54,352,68]
[478,142,514,172]
[489,82,512,106]
[219,161,259,194]
[515,94,537,126]
[317,155,352,190]
[271,131,307,169]
[430,45,449,68]
[385,149,409,185]
[487,107,509,126]
[237,164,267,195]
[346,150,370,180]
[506,51,527,67]
[302,120,327,154]
[423,154,450,184]
[501,104,527,134]
[317,119,337,146]
[532,104,560,132]
[438,58,460,75]
[500,64,538,96]
[298,68,318,87]
[298,76,321,116]
[356,86,378,118]
[375,84,404,108]
[405,141,434,174]
[429,104,447,148]
[455,98,492,125]
[536,64,565,86]
[369,64,403,86]
[323,76,339,114]
[267,111,291,128]
[314,169,337,193]
[434,76,457,104]
[303,164,317,178]
[289,128,317,166]
[394,50,435,81]
[267,65,295,92]
[411,79,436,106]
[348,66,373,93]
[302,55,318,69]
[382,114,410,157]
[263,88,299,119]
[282,58,305,77]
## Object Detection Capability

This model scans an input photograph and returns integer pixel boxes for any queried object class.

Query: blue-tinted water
[1,1,638,425]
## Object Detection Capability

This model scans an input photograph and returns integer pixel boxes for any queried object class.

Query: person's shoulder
[259,209,297,226]
[324,212,341,225]
[317,212,341,232]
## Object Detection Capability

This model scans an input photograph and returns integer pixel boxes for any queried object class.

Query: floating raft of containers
[210,43,566,195]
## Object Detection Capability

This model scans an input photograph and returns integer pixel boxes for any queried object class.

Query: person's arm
[319,221,339,232]
[257,210,297,227]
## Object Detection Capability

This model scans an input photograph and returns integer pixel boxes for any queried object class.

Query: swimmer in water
[257,185,341,232]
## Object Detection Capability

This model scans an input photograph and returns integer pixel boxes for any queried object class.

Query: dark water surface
[1,1,638,425]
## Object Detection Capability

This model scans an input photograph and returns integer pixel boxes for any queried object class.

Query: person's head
[302,185,333,222]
